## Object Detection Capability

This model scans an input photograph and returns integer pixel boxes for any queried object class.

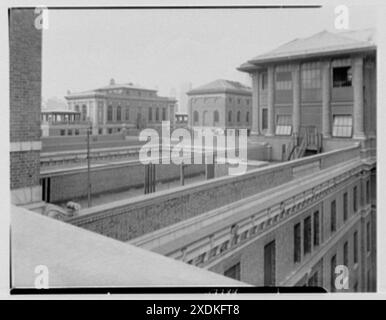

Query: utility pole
[87,122,92,207]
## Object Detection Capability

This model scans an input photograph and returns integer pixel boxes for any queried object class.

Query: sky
[42,4,377,111]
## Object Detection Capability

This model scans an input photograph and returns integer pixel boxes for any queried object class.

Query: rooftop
[11,205,245,288]
[239,28,376,70]
[187,79,251,96]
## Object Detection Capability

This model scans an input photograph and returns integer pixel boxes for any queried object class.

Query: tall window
[155,108,159,121]
[367,222,371,253]
[264,240,276,286]
[331,254,337,292]
[193,110,199,123]
[262,109,268,130]
[261,72,267,90]
[125,107,130,121]
[275,66,292,90]
[294,222,301,263]
[343,192,348,222]
[275,115,292,135]
[313,211,320,247]
[331,200,337,233]
[82,104,87,121]
[162,108,166,121]
[304,216,312,255]
[353,186,358,212]
[353,231,358,264]
[75,105,80,112]
[246,111,249,123]
[237,111,241,122]
[344,241,349,267]
[301,62,321,89]
[366,180,370,204]
[332,115,353,137]
[333,66,352,87]
[228,111,232,123]
[107,105,113,121]
[116,106,121,121]
[148,107,153,121]
[214,110,219,123]
[98,104,103,124]
[224,262,241,281]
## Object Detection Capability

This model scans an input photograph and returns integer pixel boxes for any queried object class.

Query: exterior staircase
[287,126,323,161]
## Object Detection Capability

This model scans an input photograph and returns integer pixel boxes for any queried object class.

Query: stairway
[287,126,322,161]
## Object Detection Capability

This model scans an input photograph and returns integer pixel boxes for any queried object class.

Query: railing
[66,144,361,242]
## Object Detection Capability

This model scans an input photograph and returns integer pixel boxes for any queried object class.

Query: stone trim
[10,141,41,152]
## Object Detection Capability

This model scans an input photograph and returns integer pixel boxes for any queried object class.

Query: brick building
[65,79,177,135]
[9,9,43,208]
[238,29,376,160]
[187,79,252,134]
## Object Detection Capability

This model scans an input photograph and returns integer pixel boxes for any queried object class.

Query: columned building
[65,79,177,135]
[238,29,376,160]
[187,79,252,134]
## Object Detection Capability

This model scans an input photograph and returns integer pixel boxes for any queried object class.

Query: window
[237,98,241,104]
[107,105,113,121]
[75,129,79,135]
[313,211,320,247]
[353,186,358,212]
[98,104,104,124]
[246,99,250,105]
[148,107,152,121]
[275,71,292,90]
[294,222,301,263]
[333,66,352,87]
[344,241,349,267]
[98,129,102,135]
[353,231,358,264]
[246,112,249,123]
[237,111,241,122]
[108,128,113,134]
[366,180,370,204]
[275,115,292,135]
[125,107,130,121]
[262,109,268,130]
[67,129,72,136]
[264,240,276,286]
[301,62,321,89]
[367,221,371,253]
[155,108,159,121]
[214,110,219,123]
[116,106,121,121]
[304,216,312,255]
[228,111,232,123]
[224,263,241,281]
[162,108,166,121]
[261,72,267,90]
[60,129,65,136]
[332,115,352,137]
[193,111,199,123]
[75,105,80,112]
[343,192,348,222]
[82,105,87,121]
[331,254,337,292]
[331,200,337,233]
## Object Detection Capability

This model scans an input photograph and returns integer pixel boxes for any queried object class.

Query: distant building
[238,29,376,160]
[187,79,252,134]
[65,79,177,135]
[41,109,90,137]
[174,112,188,127]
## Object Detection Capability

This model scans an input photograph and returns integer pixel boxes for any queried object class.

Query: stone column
[251,72,260,135]
[292,64,301,136]
[266,65,275,136]
[322,60,331,138]
[353,56,365,139]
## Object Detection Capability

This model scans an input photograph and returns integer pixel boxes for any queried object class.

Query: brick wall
[9,9,42,193]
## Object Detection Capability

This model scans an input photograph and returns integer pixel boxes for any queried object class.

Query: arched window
[237,111,241,122]
[162,108,166,120]
[246,111,249,123]
[75,105,80,112]
[148,107,153,121]
[193,110,199,123]
[117,106,121,121]
[155,108,159,121]
[214,110,219,123]
[203,111,208,126]
[107,105,113,121]
[228,111,232,123]
[82,105,87,121]
[125,106,130,121]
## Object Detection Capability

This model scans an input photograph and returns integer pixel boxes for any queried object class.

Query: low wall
[45,162,205,203]
[66,144,361,242]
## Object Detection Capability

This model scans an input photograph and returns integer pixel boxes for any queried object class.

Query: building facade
[187,79,252,134]
[65,79,177,135]
[238,29,376,161]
